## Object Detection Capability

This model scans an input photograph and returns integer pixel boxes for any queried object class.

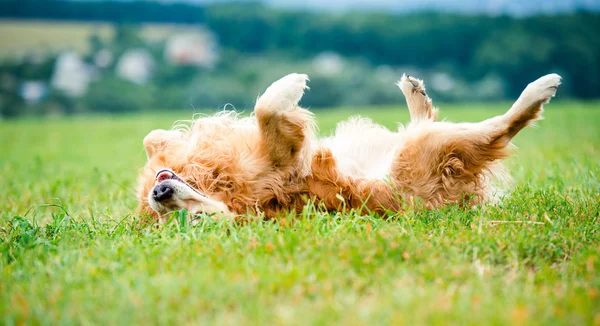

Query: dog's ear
[143,129,181,159]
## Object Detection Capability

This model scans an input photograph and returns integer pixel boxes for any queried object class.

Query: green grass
[1,102,599,325]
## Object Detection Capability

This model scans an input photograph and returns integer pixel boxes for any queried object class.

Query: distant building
[51,52,92,97]
[116,49,155,84]
[94,49,114,69]
[20,81,48,104]
[164,30,218,68]
[312,52,344,76]
[431,72,454,93]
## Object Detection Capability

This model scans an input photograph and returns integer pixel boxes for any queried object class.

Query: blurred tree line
[0,0,599,117]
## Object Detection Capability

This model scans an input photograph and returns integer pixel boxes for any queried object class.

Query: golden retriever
[136,73,561,223]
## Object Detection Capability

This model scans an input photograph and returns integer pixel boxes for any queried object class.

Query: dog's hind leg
[397,74,438,123]
[254,73,316,175]
[390,74,561,207]
[480,73,562,147]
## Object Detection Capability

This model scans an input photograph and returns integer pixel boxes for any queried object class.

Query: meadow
[0,20,181,55]
[0,102,599,325]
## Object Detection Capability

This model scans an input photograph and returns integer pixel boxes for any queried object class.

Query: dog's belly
[320,116,403,180]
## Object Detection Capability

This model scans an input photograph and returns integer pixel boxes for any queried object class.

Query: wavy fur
[137,73,561,222]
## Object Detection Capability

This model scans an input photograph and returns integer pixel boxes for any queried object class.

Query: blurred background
[0,0,599,118]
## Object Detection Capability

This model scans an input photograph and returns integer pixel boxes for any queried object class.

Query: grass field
[1,102,599,325]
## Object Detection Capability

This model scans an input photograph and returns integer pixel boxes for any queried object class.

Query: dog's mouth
[154,168,207,198]
[156,168,183,184]
[149,168,233,223]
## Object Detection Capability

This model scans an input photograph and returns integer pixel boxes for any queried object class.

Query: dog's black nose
[152,184,174,202]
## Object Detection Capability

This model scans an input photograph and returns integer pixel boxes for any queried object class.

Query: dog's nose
[152,184,174,202]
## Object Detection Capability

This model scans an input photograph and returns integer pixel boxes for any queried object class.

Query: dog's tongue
[157,170,174,183]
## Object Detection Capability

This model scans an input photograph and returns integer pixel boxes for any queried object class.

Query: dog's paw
[397,74,438,122]
[397,74,427,97]
[524,73,561,104]
[256,73,309,112]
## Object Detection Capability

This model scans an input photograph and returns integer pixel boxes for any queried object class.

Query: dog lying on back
[136,73,561,223]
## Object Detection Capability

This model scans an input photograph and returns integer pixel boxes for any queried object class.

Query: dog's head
[137,127,236,224]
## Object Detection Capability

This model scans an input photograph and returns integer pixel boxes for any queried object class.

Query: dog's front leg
[254,73,316,175]
[397,74,438,123]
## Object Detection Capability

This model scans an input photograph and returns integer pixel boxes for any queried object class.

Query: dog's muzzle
[152,183,174,202]
[152,169,180,202]
[149,168,234,222]
[151,168,208,202]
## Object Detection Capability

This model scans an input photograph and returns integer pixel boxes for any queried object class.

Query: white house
[94,49,114,69]
[20,81,48,104]
[51,52,92,97]
[116,49,155,84]
[312,52,344,76]
[164,30,218,68]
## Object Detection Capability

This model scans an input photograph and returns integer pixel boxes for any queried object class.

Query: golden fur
[136,73,561,223]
